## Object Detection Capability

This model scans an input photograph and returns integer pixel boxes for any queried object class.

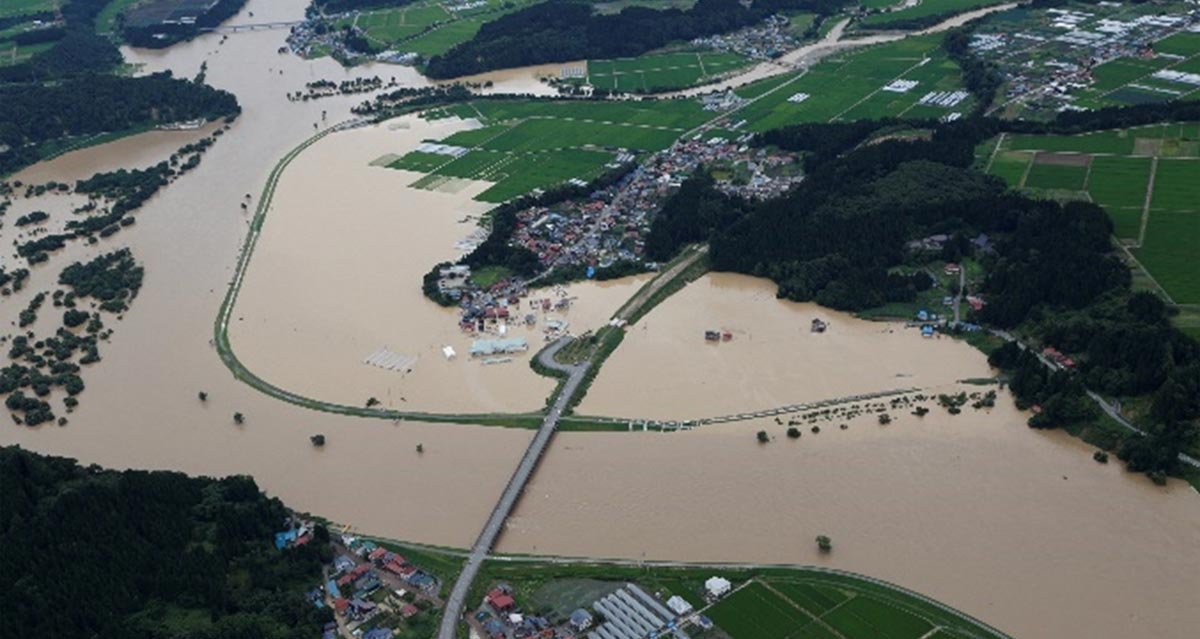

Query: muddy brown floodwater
[228,114,646,414]
[0,0,536,548]
[1,1,1198,638]
[580,273,990,420]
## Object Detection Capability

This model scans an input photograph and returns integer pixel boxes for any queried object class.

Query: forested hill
[0,446,332,639]
[0,0,242,176]
[0,73,241,176]
[425,0,851,79]
[122,0,249,49]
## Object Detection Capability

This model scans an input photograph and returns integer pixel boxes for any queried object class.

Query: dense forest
[0,446,332,639]
[0,72,239,176]
[0,0,241,176]
[122,0,249,48]
[425,0,853,78]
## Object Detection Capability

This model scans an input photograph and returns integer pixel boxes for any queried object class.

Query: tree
[310,434,326,447]
[878,414,892,425]
[816,535,833,552]
[198,391,208,402]
[756,430,770,444]
[416,443,424,454]
[233,412,244,425]
[786,427,801,439]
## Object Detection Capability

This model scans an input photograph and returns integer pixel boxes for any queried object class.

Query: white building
[667,595,693,616]
[705,576,732,599]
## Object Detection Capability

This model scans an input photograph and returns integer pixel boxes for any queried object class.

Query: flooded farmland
[1,1,1198,638]
[227,115,646,414]
[580,273,990,420]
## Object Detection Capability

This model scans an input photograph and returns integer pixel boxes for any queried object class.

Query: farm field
[984,124,1200,303]
[734,35,972,131]
[389,99,712,201]
[0,0,56,19]
[335,0,538,57]
[860,0,1009,28]
[705,577,995,639]
[580,51,752,92]
[1070,32,1200,109]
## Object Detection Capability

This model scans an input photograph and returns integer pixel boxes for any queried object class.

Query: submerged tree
[816,535,833,553]
[233,412,244,425]
[756,430,770,444]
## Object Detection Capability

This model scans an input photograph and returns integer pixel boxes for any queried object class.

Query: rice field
[1071,33,1200,110]
[860,0,1009,28]
[735,35,972,131]
[984,125,1200,303]
[0,0,56,19]
[705,577,994,639]
[332,0,539,57]
[582,51,752,92]
[1136,210,1200,304]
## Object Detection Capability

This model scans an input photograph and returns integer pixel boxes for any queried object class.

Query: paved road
[989,329,1200,469]
[436,338,586,639]
[614,246,707,322]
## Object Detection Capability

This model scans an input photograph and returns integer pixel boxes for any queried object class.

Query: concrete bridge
[436,337,586,639]
[202,20,303,34]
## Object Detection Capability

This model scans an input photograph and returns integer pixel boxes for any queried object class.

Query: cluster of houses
[507,136,801,275]
[308,536,443,638]
[692,14,802,60]
[967,4,1200,115]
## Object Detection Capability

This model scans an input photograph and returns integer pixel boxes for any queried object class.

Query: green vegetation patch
[0,0,56,19]
[1023,161,1088,191]
[707,582,813,639]
[1153,32,1200,57]
[1136,209,1200,304]
[1088,155,1152,209]
[584,51,751,92]
[1149,158,1200,211]
[860,0,1008,28]
[737,35,969,131]
[987,150,1032,187]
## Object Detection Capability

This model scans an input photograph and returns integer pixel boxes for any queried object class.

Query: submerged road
[436,337,586,639]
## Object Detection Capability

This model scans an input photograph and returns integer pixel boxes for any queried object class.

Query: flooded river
[2,1,1199,637]
[228,115,646,413]
[580,273,990,420]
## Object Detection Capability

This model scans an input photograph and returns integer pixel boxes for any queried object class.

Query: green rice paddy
[706,576,999,639]
[388,98,716,201]
[333,0,538,58]
[1072,33,1200,110]
[735,35,972,131]
[582,51,752,92]
[860,0,1008,28]
[984,124,1200,303]
[0,0,56,19]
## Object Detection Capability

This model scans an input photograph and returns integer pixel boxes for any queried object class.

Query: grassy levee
[527,245,711,416]
[211,121,549,429]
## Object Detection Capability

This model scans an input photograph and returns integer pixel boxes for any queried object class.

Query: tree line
[0,446,332,639]
[0,72,238,177]
[424,0,853,79]
[0,0,241,176]
[122,0,249,49]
